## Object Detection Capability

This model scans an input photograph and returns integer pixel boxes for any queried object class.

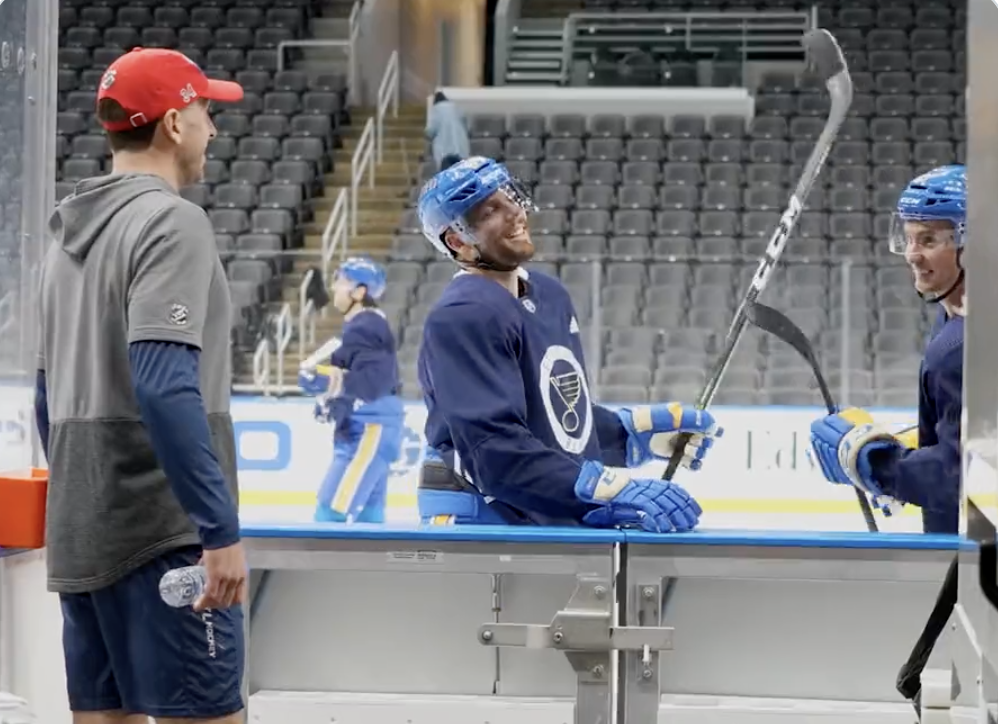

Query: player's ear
[160,108,183,146]
[442,229,472,261]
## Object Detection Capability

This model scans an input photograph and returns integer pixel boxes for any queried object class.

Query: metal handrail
[274,303,293,393]
[322,187,350,278]
[350,116,376,237]
[252,336,271,394]
[298,270,317,359]
[375,50,400,163]
[295,187,350,361]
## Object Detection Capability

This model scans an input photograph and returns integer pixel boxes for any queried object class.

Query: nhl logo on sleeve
[168,303,189,326]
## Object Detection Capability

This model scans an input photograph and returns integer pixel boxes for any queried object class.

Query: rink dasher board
[243,525,958,724]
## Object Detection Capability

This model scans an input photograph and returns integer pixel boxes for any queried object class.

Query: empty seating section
[55,0,348,365]
[389,0,965,406]
[566,10,810,88]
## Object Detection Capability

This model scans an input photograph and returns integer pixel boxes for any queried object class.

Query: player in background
[35,48,247,722]
[413,156,723,531]
[298,257,404,524]
[807,164,966,717]
[809,163,965,532]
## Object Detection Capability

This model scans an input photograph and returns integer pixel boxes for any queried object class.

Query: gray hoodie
[39,173,238,593]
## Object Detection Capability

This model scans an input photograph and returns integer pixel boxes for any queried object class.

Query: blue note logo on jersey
[538,345,593,455]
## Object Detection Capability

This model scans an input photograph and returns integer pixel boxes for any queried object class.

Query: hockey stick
[743,301,879,532]
[661,27,853,482]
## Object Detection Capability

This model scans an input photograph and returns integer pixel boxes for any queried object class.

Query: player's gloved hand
[575,460,701,533]
[617,403,723,469]
[312,397,333,424]
[809,407,904,516]
[298,367,330,396]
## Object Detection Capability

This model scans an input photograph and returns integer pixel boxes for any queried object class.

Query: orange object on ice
[0,468,48,549]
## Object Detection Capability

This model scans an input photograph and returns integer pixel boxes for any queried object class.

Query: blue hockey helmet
[416,156,535,259]
[889,164,966,254]
[335,256,387,300]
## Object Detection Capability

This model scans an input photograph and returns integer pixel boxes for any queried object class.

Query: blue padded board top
[240,523,963,550]
[240,522,625,544]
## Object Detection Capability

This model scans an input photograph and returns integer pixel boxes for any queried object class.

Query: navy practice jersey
[329,309,401,437]
[873,306,963,533]
[417,270,629,525]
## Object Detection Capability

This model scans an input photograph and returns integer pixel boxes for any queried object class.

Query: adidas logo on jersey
[569,316,579,334]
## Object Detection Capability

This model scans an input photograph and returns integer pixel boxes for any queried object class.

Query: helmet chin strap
[442,228,522,273]
[920,268,965,305]
[465,245,520,273]
[920,248,964,305]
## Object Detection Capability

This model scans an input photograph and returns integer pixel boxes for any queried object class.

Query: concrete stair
[248,103,425,388]
[505,19,568,84]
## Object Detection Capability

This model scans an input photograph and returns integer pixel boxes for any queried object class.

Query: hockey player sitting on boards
[413,156,723,532]
[809,164,966,535]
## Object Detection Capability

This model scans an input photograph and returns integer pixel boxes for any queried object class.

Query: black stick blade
[745,301,836,413]
[802,28,846,82]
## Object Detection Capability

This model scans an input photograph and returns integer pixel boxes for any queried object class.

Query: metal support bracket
[478,575,674,724]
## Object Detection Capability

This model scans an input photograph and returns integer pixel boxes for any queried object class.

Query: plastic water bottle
[159,565,207,608]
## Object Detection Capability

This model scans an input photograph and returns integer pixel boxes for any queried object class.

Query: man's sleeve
[422,303,594,520]
[34,370,49,460]
[873,345,961,514]
[594,405,629,467]
[125,201,240,549]
[327,324,364,427]
[329,324,360,370]
[127,202,216,349]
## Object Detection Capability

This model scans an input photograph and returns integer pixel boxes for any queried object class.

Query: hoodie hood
[49,173,177,262]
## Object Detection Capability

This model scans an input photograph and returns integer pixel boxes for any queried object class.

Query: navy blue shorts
[60,545,245,718]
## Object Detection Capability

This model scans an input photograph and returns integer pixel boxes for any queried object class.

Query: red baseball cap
[96,47,244,131]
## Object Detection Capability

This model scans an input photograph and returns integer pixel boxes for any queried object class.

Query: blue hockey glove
[809,407,904,516]
[617,403,723,469]
[312,398,333,424]
[575,460,701,533]
[298,367,330,396]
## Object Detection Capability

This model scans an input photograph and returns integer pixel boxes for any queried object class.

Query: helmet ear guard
[335,256,387,301]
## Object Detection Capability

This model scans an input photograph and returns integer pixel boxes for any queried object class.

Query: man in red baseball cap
[36,47,248,723]
[95,47,244,187]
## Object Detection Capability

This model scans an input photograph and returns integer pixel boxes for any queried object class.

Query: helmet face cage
[888,215,964,255]
[447,176,536,250]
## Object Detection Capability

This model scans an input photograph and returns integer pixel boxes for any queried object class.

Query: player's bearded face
[902,220,961,296]
[467,190,534,267]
